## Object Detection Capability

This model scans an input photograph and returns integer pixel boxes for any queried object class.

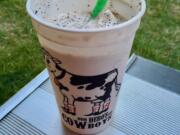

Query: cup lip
[26,0,146,33]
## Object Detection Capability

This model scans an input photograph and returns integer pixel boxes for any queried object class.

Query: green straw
[91,0,108,19]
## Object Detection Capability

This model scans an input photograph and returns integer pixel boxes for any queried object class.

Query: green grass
[0,0,179,105]
[133,0,180,68]
[0,0,44,105]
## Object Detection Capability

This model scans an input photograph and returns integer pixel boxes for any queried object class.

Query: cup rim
[26,0,146,33]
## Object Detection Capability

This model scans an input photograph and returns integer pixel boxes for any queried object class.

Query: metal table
[0,55,180,135]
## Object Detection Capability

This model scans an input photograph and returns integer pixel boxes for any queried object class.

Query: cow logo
[42,48,121,116]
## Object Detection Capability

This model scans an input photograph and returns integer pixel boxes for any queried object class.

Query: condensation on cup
[26,0,146,134]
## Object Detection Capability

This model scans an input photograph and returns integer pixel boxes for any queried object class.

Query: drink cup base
[61,118,111,135]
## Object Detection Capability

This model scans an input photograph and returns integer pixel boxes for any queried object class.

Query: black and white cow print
[42,48,121,116]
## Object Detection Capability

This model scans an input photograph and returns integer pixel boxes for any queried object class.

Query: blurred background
[0,0,179,105]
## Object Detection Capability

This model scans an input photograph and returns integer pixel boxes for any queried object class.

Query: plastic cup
[26,0,146,134]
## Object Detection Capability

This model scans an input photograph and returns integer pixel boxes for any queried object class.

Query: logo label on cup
[42,48,121,129]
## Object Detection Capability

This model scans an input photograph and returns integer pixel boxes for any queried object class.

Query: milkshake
[26,0,146,134]
[30,0,141,29]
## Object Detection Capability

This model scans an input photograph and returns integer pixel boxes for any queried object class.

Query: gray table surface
[0,55,180,135]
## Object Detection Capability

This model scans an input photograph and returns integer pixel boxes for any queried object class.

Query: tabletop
[0,55,180,135]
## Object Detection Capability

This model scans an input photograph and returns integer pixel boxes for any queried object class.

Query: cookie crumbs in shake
[33,0,130,29]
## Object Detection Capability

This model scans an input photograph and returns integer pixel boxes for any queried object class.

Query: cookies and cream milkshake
[27,0,146,134]
[30,0,141,29]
